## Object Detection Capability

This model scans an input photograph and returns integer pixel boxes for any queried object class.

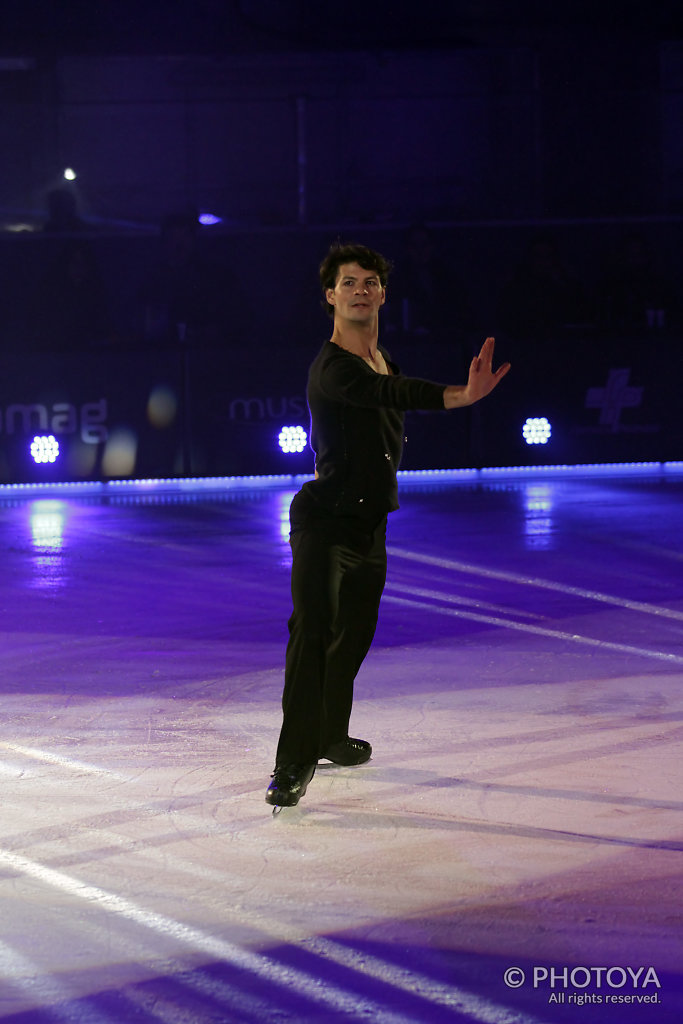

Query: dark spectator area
[0,17,681,481]
[1,217,679,481]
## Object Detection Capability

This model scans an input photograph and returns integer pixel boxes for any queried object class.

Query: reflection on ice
[523,483,555,549]
[28,499,67,589]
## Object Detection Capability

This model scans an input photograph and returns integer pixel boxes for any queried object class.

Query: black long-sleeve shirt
[299,340,446,521]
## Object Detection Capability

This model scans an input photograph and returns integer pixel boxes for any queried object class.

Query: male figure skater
[266,242,510,808]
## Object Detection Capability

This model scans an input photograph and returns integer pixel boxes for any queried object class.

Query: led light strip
[1,461,681,499]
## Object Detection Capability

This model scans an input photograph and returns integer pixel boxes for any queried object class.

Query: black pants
[275,494,388,767]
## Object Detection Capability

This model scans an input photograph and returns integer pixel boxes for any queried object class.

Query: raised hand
[443,337,510,409]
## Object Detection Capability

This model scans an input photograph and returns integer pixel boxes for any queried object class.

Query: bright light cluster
[278,425,308,454]
[30,435,60,464]
[522,417,552,445]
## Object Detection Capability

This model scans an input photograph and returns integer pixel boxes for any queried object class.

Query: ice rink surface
[0,466,681,1023]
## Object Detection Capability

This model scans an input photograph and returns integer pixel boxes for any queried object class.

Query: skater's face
[326,262,386,325]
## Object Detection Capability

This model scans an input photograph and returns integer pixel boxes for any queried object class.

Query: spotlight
[198,213,222,226]
[278,425,308,454]
[522,417,552,445]
[30,435,60,464]
[63,168,77,181]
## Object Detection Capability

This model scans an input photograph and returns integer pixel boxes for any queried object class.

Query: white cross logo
[585,368,643,431]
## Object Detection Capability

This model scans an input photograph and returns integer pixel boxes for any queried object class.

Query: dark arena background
[0,5,682,1024]
[1,1,681,483]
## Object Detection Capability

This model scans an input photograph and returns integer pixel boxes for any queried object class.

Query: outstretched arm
[443,337,510,410]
